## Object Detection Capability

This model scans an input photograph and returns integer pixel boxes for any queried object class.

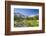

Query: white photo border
[11,5,42,31]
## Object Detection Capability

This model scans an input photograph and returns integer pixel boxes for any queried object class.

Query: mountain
[14,13,27,18]
[14,12,39,19]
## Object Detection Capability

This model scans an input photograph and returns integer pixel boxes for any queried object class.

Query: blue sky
[14,8,39,17]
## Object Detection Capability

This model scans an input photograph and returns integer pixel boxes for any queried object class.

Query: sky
[14,8,39,17]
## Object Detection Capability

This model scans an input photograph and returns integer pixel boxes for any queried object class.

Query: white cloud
[28,15,36,17]
[28,14,39,17]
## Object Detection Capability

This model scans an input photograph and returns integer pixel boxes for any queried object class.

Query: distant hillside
[14,12,39,20]
[14,13,28,18]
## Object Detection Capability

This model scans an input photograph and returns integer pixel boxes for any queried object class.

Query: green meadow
[14,15,39,27]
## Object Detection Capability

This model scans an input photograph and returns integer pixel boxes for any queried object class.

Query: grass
[14,19,39,27]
